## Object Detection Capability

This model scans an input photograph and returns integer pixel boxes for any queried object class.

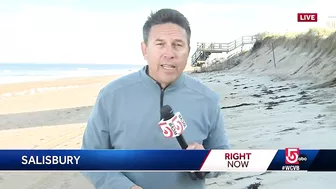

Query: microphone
[159,105,207,180]
[160,105,188,149]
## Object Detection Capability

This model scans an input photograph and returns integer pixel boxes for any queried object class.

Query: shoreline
[0,67,195,99]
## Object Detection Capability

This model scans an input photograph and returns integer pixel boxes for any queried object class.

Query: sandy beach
[1,71,335,189]
[1,31,336,188]
[0,75,121,189]
[195,70,336,189]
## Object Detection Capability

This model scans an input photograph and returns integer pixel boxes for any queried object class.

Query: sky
[0,0,334,64]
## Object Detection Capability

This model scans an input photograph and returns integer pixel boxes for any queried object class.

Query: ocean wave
[0,85,81,99]
[0,76,65,84]
[0,69,139,84]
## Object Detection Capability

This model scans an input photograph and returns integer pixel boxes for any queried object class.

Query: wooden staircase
[191,35,259,67]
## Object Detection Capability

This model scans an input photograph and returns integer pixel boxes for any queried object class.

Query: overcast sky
[0,0,334,64]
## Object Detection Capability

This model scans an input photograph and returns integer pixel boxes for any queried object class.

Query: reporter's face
[141,23,189,87]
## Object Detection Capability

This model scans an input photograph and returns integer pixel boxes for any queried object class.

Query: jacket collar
[139,65,185,91]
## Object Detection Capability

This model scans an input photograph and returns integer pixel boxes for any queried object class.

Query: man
[81,8,230,189]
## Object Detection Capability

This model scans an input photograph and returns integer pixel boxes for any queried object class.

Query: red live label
[297,13,318,22]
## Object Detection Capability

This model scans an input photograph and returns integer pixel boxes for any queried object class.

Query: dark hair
[142,8,191,46]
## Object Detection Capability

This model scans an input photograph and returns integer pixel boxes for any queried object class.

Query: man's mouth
[161,64,176,70]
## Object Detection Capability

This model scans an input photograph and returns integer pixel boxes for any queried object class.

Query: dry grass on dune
[257,28,336,57]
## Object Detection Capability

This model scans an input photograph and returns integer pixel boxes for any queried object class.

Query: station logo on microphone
[282,148,308,171]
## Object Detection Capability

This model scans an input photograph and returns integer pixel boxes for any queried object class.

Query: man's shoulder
[100,71,141,96]
[183,74,220,103]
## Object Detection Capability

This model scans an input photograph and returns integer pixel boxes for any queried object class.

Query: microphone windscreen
[160,105,174,120]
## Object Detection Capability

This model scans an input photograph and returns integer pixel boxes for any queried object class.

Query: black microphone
[160,105,207,180]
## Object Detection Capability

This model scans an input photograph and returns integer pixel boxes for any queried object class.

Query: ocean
[0,63,145,84]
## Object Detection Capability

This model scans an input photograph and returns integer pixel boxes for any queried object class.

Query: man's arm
[203,101,231,179]
[81,88,136,189]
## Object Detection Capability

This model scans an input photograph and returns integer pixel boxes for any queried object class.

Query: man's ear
[141,42,147,60]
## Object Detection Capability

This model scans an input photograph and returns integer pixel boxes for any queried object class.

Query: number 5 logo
[285,148,299,164]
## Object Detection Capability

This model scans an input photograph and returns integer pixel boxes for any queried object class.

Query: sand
[0,75,121,189]
[0,47,336,188]
[192,71,336,189]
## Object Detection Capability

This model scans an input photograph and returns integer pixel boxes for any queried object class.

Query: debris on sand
[289,84,299,88]
[269,85,292,91]
[261,87,274,94]
[221,103,255,109]
[252,94,262,98]
[205,181,218,186]
[306,78,336,90]
[256,84,263,89]
[274,87,290,92]
[298,91,307,95]
[278,127,297,133]
[294,93,320,105]
[246,182,262,189]
[315,114,326,119]
[265,99,294,109]
[269,95,295,100]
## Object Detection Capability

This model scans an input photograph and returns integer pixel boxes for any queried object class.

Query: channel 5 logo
[285,148,308,165]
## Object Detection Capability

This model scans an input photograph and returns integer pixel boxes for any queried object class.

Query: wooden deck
[191,35,259,67]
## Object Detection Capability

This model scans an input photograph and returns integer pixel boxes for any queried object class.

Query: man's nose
[163,45,175,59]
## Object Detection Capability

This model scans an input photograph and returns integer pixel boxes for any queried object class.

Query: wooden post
[272,43,276,68]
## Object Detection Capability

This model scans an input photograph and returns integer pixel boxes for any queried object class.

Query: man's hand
[186,142,210,180]
[186,142,204,150]
[131,185,143,189]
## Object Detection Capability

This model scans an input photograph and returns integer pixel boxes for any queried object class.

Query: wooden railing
[191,35,259,66]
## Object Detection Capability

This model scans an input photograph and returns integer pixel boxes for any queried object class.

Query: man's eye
[156,43,163,46]
[175,44,183,47]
